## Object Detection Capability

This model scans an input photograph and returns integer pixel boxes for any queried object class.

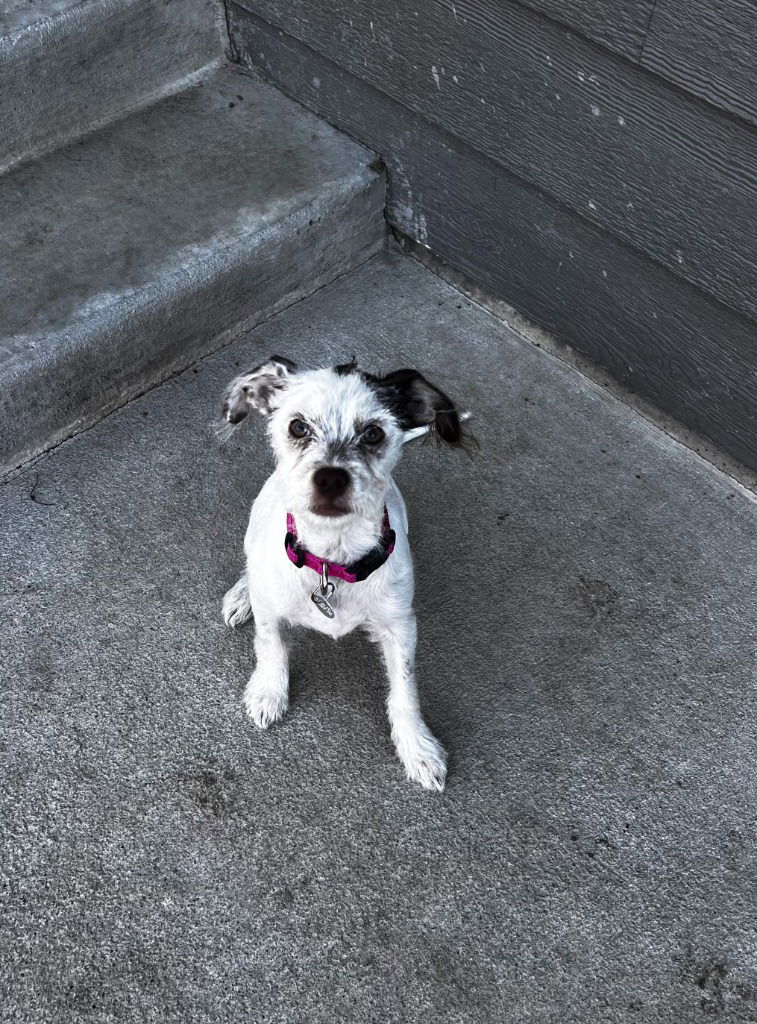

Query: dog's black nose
[313,466,350,498]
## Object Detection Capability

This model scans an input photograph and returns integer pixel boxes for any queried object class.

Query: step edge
[0,0,226,173]
[0,176,386,479]
[0,57,226,177]
[1,163,381,370]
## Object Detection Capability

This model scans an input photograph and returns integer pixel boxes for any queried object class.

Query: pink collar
[284,508,396,583]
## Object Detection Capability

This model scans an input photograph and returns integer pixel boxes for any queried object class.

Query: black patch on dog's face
[354,421,387,458]
[323,435,354,464]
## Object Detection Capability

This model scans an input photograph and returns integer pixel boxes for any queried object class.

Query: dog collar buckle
[311,564,336,618]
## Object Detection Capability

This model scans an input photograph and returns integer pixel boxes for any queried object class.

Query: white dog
[220,356,468,791]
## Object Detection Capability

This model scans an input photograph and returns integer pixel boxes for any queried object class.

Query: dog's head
[222,356,469,519]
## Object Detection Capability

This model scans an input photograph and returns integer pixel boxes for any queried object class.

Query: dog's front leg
[243,614,289,728]
[375,617,447,792]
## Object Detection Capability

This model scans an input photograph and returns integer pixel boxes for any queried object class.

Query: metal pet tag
[311,582,335,618]
[311,565,336,618]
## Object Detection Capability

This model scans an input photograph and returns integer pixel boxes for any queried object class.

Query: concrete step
[0,64,385,476]
[2,248,755,1019]
[0,0,223,171]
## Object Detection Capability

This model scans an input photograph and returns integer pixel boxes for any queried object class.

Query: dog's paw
[242,681,288,729]
[404,747,447,792]
[393,721,448,792]
[222,578,253,628]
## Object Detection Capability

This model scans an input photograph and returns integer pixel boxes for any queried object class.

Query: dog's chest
[287,575,374,638]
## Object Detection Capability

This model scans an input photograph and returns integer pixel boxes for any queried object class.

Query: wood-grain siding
[230,4,757,471]
[642,0,757,127]
[233,0,757,326]
[510,0,654,61]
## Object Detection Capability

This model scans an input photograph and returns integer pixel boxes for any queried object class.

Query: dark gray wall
[226,0,757,470]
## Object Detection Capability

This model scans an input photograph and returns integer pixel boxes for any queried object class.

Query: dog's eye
[289,419,311,439]
[362,424,385,445]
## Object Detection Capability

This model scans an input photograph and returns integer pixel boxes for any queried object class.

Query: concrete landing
[0,64,384,475]
[1,250,755,1023]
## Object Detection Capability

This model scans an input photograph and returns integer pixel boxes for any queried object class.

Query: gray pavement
[1,249,756,1022]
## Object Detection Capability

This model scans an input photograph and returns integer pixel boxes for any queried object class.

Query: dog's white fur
[221,357,464,791]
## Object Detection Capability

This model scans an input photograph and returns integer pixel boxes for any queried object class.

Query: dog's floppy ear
[374,369,467,447]
[222,355,297,423]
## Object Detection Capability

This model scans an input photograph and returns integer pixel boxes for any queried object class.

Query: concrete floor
[1,250,756,1023]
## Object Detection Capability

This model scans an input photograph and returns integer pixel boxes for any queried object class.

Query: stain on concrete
[578,576,619,618]
[696,958,729,1013]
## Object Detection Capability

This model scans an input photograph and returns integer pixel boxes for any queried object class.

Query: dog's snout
[313,466,350,499]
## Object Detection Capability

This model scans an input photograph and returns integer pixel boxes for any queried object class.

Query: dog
[220,355,469,791]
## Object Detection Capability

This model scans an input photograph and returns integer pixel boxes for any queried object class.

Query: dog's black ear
[222,356,297,423]
[374,369,467,447]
